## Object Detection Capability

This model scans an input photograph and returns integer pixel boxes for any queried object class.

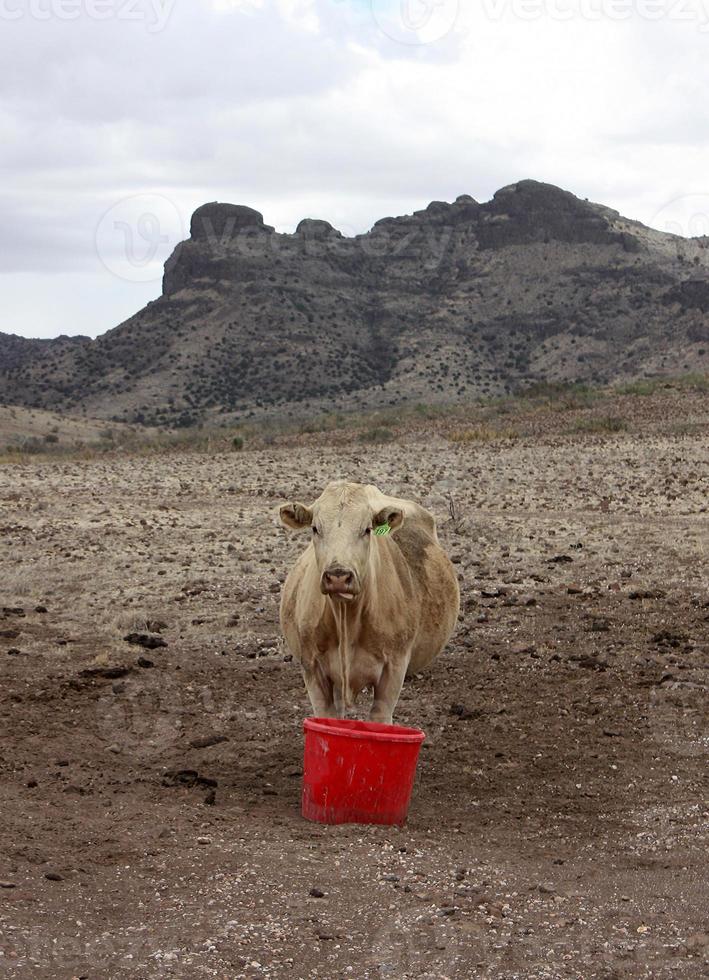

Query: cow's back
[386,522,459,673]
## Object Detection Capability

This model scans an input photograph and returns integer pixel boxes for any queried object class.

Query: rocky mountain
[1,180,708,426]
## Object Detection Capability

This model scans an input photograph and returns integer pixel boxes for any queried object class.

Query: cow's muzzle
[321,567,359,600]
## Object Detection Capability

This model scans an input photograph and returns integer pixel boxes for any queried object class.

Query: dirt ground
[0,403,707,979]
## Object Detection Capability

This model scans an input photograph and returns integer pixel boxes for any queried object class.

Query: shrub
[515,380,598,411]
[359,427,395,444]
[571,415,627,434]
[617,379,662,396]
[448,426,518,443]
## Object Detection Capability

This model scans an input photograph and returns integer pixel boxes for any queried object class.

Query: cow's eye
[364,527,372,536]
[312,526,319,536]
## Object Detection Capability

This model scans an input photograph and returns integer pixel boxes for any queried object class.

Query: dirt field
[0,398,707,979]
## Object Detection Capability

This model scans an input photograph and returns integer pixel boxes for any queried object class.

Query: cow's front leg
[302,663,338,718]
[332,683,346,720]
[370,656,409,725]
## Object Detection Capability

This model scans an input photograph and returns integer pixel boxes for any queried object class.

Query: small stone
[203,789,217,806]
[572,655,607,671]
[0,881,16,888]
[145,619,168,633]
[26,778,38,788]
[112,681,126,694]
[108,743,121,754]
[197,836,211,845]
[124,633,167,650]
[189,734,229,749]
[449,703,476,720]
[6,648,22,656]
[137,657,154,668]
[44,872,64,881]
[309,888,325,898]
[538,883,555,894]
[80,665,131,680]
[590,619,610,632]
[382,874,400,882]
[35,605,48,613]
[485,902,505,918]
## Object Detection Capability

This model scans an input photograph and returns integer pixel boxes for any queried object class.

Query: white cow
[279,481,460,724]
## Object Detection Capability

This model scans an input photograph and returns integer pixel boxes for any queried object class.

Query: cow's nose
[323,567,354,591]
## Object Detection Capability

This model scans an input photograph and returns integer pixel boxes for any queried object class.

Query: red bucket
[302,717,426,826]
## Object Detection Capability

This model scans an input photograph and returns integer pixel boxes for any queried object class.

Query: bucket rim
[303,716,425,744]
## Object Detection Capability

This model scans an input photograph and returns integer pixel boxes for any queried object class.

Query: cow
[278,481,460,724]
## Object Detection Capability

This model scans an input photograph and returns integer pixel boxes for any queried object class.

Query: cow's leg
[370,656,409,725]
[332,683,346,720]
[302,664,337,718]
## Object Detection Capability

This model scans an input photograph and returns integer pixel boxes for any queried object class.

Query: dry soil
[0,409,707,979]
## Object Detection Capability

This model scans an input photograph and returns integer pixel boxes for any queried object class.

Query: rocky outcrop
[190,202,272,240]
[664,276,709,313]
[1,180,707,425]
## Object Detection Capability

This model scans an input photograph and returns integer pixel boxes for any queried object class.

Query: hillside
[1,180,708,426]
[0,404,153,454]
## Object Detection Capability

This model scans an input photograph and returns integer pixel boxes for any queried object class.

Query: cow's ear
[373,506,404,533]
[279,502,313,530]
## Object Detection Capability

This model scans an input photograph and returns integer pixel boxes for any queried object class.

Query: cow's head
[279,482,403,601]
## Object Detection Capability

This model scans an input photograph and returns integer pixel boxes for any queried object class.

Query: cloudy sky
[3,0,709,339]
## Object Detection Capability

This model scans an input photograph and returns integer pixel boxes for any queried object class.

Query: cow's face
[279,485,403,601]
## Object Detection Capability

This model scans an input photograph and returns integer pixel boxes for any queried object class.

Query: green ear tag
[374,523,391,536]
